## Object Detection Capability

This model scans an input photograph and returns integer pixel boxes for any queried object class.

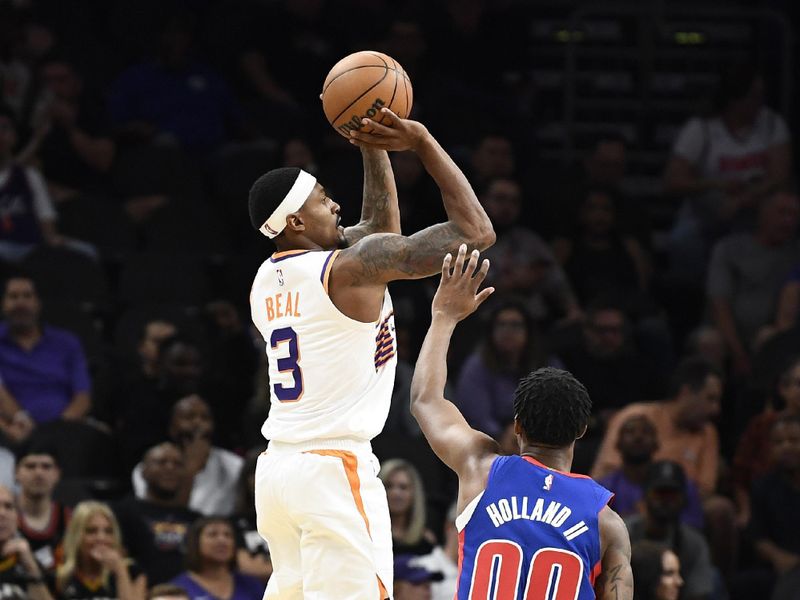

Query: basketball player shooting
[248,109,495,599]
[410,245,633,600]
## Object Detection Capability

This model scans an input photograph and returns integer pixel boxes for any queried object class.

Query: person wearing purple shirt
[171,517,263,600]
[455,301,561,439]
[598,414,704,530]
[0,275,91,429]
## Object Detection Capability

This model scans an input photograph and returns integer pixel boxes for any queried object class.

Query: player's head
[249,167,344,250]
[513,367,591,449]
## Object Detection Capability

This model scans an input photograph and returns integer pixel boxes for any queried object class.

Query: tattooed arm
[596,507,633,600]
[343,147,401,245]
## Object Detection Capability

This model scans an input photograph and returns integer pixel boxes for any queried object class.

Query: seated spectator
[231,449,270,583]
[773,263,800,335]
[470,134,516,192]
[707,192,800,376]
[559,299,654,417]
[664,61,792,285]
[132,396,243,516]
[553,188,650,306]
[378,459,436,556]
[21,53,114,201]
[14,442,70,578]
[0,484,53,600]
[56,501,146,600]
[0,107,61,263]
[412,503,459,600]
[108,12,244,155]
[630,541,684,600]
[115,442,201,585]
[480,177,581,325]
[0,374,33,448]
[393,554,443,600]
[592,356,722,496]
[456,301,557,438]
[117,334,203,473]
[171,518,263,600]
[598,415,704,530]
[625,462,714,600]
[749,416,800,600]
[0,274,91,428]
[733,355,800,524]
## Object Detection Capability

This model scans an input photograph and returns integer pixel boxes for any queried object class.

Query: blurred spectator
[469,134,516,191]
[117,334,203,472]
[108,12,244,155]
[14,441,69,579]
[21,53,114,200]
[202,301,259,449]
[115,442,201,585]
[378,459,436,556]
[552,188,651,306]
[0,274,91,428]
[480,178,581,325]
[685,326,728,372]
[598,415,704,530]
[749,416,800,600]
[707,192,799,376]
[625,462,715,600]
[147,583,188,600]
[170,517,263,600]
[0,106,59,262]
[455,301,556,438]
[773,263,800,335]
[664,61,792,284]
[56,501,146,600]
[132,395,243,516]
[231,449,270,583]
[592,356,722,496]
[412,503,459,600]
[733,356,800,524]
[0,484,53,600]
[559,299,653,416]
[630,541,684,600]
[393,553,442,600]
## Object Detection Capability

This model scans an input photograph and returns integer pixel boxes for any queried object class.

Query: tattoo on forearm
[596,564,630,600]
[361,152,392,230]
[352,222,465,282]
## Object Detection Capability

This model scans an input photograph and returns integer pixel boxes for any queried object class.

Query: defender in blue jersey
[410,246,633,600]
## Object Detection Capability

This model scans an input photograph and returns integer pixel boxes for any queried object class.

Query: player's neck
[520,446,573,473]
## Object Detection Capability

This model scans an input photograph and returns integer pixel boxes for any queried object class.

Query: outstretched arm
[344,147,401,245]
[335,109,495,285]
[410,246,499,480]
[596,507,634,600]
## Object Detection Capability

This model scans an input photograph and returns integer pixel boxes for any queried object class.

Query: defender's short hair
[514,367,592,447]
[248,167,303,232]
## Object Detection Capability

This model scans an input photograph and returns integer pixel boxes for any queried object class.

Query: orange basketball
[321,51,413,138]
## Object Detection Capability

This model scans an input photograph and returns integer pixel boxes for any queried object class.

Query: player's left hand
[432,244,494,323]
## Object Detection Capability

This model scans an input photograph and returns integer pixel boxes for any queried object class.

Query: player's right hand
[348,107,428,152]
[432,244,494,323]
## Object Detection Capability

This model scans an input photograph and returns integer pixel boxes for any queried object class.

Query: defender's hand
[348,108,428,152]
[432,244,494,323]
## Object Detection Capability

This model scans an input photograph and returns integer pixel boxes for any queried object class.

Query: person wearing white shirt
[132,395,243,516]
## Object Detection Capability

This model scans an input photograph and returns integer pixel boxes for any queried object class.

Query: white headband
[259,170,317,238]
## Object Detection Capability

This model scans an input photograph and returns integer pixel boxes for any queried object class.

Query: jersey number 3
[271,327,303,402]
[470,542,583,600]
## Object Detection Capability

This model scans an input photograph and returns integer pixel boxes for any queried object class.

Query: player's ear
[576,424,588,440]
[286,212,305,233]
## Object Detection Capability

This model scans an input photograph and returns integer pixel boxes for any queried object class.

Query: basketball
[321,51,413,138]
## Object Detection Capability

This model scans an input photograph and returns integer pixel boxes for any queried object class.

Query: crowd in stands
[0,1,799,599]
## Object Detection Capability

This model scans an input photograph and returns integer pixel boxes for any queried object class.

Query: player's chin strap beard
[259,170,317,238]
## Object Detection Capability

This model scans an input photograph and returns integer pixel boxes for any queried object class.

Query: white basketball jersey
[250,249,397,443]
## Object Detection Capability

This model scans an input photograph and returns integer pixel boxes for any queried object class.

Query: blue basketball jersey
[456,455,613,600]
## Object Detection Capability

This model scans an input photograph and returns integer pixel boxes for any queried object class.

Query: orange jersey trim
[322,249,340,295]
